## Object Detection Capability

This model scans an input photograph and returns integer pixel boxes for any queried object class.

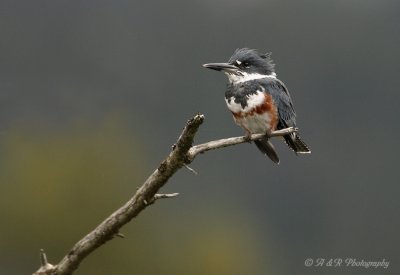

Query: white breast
[225,91,274,134]
[225,91,265,113]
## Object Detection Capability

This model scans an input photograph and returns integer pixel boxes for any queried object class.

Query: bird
[203,48,310,164]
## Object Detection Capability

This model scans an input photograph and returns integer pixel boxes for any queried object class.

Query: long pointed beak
[202,62,238,73]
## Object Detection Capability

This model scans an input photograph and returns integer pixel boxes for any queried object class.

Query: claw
[244,132,252,143]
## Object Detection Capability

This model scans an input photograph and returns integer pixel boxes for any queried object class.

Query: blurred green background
[1,0,399,274]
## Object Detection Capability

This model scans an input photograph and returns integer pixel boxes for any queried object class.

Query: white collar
[226,72,277,84]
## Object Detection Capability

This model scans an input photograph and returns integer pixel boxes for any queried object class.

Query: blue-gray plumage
[203,48,310,164]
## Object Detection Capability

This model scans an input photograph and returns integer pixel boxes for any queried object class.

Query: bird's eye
[235,60,250,68]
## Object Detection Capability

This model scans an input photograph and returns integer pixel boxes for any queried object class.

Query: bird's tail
[254,137,280,164]
[283,132,311,154]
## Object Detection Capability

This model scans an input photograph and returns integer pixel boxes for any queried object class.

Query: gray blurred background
[0,0,399,274]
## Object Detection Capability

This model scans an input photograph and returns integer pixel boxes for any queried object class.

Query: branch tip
[40,249,48,266]
[33,249,56,275]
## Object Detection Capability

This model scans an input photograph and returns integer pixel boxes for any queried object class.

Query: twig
[154,193,180,199]
[33,250,56,275]
[33,114,296,275]
[184,164,198,175]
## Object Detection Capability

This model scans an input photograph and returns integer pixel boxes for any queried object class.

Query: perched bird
[203,48,310,164]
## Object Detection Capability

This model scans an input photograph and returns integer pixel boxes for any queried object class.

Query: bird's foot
[244,132,252,143]
[265,129,272,138]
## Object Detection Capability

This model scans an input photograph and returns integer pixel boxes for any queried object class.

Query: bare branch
[33,114,296,275]
[187,127,297,160]
[51,114,204,275]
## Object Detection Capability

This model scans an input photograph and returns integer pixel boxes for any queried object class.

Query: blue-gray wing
[259,78,297,129]
[259,78,311,154]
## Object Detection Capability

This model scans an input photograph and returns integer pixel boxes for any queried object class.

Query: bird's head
[203,48,276,83]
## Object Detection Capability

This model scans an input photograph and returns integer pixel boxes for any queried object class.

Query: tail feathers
[284,133,311,154]
[254,138,280,164]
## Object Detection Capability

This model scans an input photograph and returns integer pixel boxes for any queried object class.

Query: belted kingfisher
[203,48,311,164]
